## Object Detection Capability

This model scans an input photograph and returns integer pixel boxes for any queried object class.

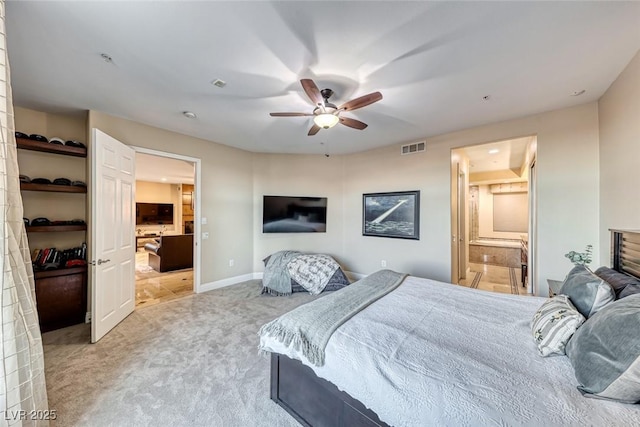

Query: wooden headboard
[611,229,640,280]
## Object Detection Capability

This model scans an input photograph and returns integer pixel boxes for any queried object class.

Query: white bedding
[261,275,640,426]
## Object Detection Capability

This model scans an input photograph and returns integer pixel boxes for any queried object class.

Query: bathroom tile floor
[135,250,193,307]
[458,262,531,296]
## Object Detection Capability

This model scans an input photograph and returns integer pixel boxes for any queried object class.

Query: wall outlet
[85,312,92,323]
[202,232,209,239]
[229,259,234,267]
[381,260,387,268]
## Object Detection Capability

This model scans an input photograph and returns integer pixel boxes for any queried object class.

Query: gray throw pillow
[565,294,640,403]
[594,266,640,299]
[619,284,640,299]
[559,265,615,317]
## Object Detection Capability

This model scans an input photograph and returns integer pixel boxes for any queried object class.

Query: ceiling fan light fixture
[314,113,339,129]
[270,79,381,135]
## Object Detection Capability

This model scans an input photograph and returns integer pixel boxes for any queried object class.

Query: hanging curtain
[0,1,50,425]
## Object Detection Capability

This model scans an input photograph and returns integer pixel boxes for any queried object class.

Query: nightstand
[547,279,563,297]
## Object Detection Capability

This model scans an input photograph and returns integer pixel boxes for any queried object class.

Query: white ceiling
[465,136,532,174]
[135,153,195,185]
[6,1,640,155]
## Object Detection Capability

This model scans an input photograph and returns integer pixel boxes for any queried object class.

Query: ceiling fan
[270,79,383,136]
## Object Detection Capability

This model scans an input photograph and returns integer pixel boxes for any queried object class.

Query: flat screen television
[136,202,174,225]
[262,196,327,233]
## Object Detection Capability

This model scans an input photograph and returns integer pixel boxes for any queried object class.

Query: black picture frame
[362,190,420,239]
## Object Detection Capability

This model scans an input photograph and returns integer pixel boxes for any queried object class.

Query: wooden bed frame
[270,353,389,427]
[270,229,640,427]
[611,229,640,278]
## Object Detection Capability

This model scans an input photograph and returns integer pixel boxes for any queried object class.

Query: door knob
[91,258,111,265]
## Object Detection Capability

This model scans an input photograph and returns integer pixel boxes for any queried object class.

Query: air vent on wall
[401,141,426,155]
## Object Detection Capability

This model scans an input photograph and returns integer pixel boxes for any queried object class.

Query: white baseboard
[197,270,366,294]
[197,273,258,293]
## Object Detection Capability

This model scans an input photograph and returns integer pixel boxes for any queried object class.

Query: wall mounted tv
[136,203,174,225]
[262,196,327,233]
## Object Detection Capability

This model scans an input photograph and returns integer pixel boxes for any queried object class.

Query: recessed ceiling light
[182,111,197,119]
[211,79,227,88]
[571,90,586,96]
[488,149,499,154]
[160,177,167,182]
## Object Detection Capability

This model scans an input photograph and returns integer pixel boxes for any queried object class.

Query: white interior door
[457,170,467,280]
[91,129,135,343]
[528,159,537,295]
[450,158,460,283]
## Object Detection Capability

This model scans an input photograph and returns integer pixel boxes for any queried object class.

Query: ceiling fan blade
[339,117,368,130]
[300,79,323,106]
[270,112,313,117]
[308,124,321,136]
[339,92,383,112]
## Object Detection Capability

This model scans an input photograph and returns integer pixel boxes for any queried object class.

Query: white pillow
[531,295,585,357]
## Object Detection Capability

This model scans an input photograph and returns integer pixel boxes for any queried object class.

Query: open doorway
[133,149,198,308]
[451,136,536,295]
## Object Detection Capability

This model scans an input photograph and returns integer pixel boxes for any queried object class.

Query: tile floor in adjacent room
[458,262,530,295]
[135,250,193,307]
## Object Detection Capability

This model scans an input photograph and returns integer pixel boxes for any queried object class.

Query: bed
[259,230,640,426]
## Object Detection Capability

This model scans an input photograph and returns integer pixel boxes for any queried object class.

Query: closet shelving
[17,135,88,332]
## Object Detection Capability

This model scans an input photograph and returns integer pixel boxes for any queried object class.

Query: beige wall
[315,103,598,296]
[339,142,453,280]
[88,111,255,285]
[477,185,528,239]
[252,154,346,272]
[135,181,181,234]
[15,99,604,297]
[15,107,88,251]
[598,51,640,265]
[14,106,87,142]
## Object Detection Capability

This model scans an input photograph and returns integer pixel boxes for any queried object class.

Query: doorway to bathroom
[451,136,537,295]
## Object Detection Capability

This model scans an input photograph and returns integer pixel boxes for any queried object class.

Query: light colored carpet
[42,280,321,426]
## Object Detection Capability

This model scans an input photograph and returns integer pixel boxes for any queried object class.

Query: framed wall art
[362,190,420,239]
